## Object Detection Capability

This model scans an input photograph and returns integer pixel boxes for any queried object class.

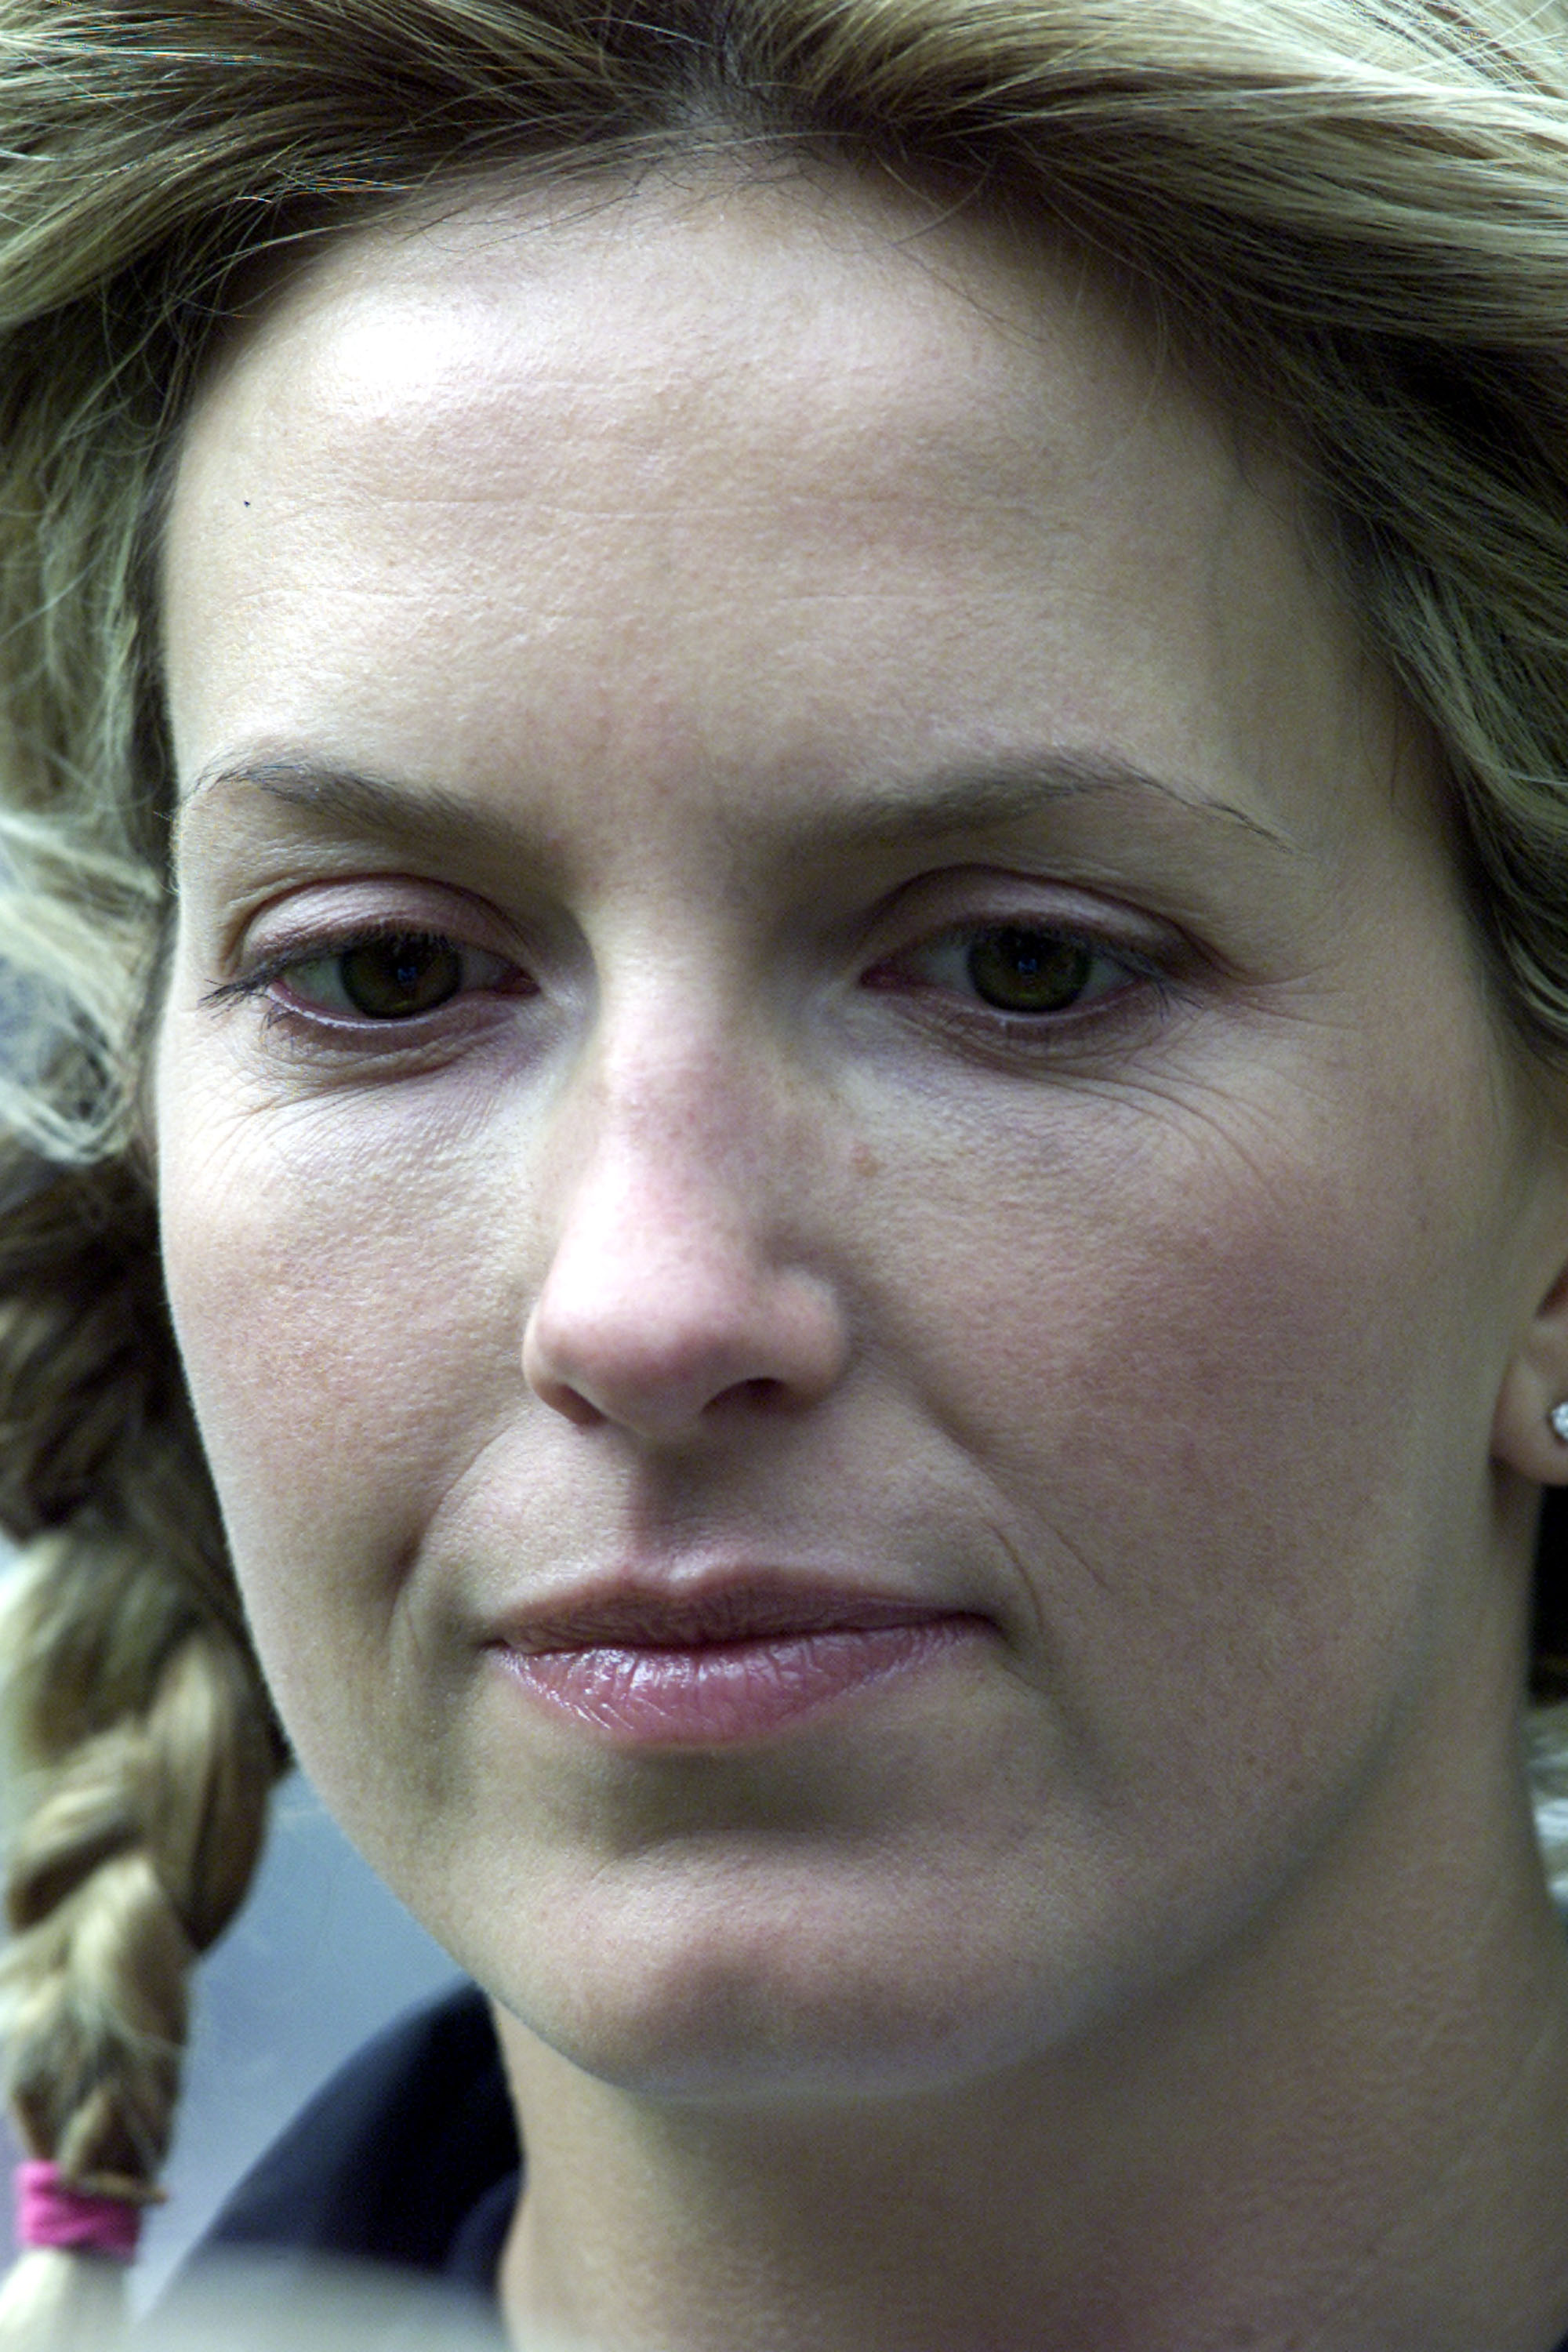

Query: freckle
[851,1142,881,1180]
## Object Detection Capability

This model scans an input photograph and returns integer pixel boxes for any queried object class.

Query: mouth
[486,1576,988,1748]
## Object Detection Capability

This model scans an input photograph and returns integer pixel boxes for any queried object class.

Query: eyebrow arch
[818,751,1303,857]
[176,756,518,866]
[176,747,1305,861]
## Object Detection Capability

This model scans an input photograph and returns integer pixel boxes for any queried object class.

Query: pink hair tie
[14,2161,142,2262]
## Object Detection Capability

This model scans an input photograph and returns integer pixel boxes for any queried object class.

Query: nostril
[727,1375,791,1411]
[521,1249,850,1441]
[534,1374,605,1430]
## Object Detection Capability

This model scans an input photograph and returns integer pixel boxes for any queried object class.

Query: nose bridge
[522,992,849,1438]
[579,1003,768,1243]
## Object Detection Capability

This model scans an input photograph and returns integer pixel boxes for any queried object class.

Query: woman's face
[156,168,1564,2096]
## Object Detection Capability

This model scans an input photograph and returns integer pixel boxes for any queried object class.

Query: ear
[1494,1258,1568,1483]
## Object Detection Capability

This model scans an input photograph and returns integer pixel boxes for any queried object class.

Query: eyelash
[203,925,528,1033]
[204,913,1168,1047]
[872,920,1161,1028]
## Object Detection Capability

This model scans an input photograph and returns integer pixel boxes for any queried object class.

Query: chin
[476,1870,1125,2108]
[518,1980,1045,2108]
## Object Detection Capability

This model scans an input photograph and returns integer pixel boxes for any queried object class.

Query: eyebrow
[808,752,1302,857]
[176,747,1305,862]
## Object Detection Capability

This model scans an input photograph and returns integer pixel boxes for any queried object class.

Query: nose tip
[522,1259,849,1441]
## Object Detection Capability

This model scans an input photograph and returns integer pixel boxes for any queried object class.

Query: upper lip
[490,1573,973,1653]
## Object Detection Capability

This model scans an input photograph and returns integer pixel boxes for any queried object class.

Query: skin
[155,165,1568,2350]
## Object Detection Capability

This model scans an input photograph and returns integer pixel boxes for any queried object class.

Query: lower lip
[493,1620,979,1747]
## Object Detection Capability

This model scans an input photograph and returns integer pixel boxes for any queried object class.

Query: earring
[1550,1403,1568,1443]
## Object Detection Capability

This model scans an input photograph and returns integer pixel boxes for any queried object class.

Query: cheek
[154,1066,530,1759]
[884,1054,1499,1810]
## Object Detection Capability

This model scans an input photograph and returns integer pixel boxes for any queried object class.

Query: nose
[521,1054,851,1443]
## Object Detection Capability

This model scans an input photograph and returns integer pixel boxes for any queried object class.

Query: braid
[0,1149,286,2347]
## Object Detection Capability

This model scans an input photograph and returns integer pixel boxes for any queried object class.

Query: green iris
[337,935,464,1019]
[967,928,1094,1014]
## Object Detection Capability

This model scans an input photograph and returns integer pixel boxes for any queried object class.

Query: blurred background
[133,1775,463,2307]
[0,1690,463,2307]
[0,926,469,2306]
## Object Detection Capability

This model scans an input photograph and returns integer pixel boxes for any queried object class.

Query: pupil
[967,929,1092,1014]
[339,935,463,1019]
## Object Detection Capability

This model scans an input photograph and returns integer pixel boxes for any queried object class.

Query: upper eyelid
[864,862,1186,949]
[272,920,481,970]
[206,873,1185,1004]
[220,859,1171,951]
[245,908,1160,980]
[220,871,528,967]
[920,913,1154,954]
[877,908,1171,975]
[204,921,517,1011]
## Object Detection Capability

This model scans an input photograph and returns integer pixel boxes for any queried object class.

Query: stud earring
[1550,1402,1568,1443]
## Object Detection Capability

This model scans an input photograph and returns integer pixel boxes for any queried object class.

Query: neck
[494,1705,1568,2352]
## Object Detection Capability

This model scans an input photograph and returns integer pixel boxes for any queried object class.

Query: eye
[964,927,1103,1014]
[887,921,1138,1018]
[274,931,514,1022]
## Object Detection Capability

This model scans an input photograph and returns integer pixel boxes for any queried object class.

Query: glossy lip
[485,1574,990,1749]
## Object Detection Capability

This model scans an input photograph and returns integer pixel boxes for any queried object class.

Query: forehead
[161,164,1396,868]
[175,165,1173,510]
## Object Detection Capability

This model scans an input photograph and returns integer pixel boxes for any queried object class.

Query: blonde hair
[5,0,1568,2337]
